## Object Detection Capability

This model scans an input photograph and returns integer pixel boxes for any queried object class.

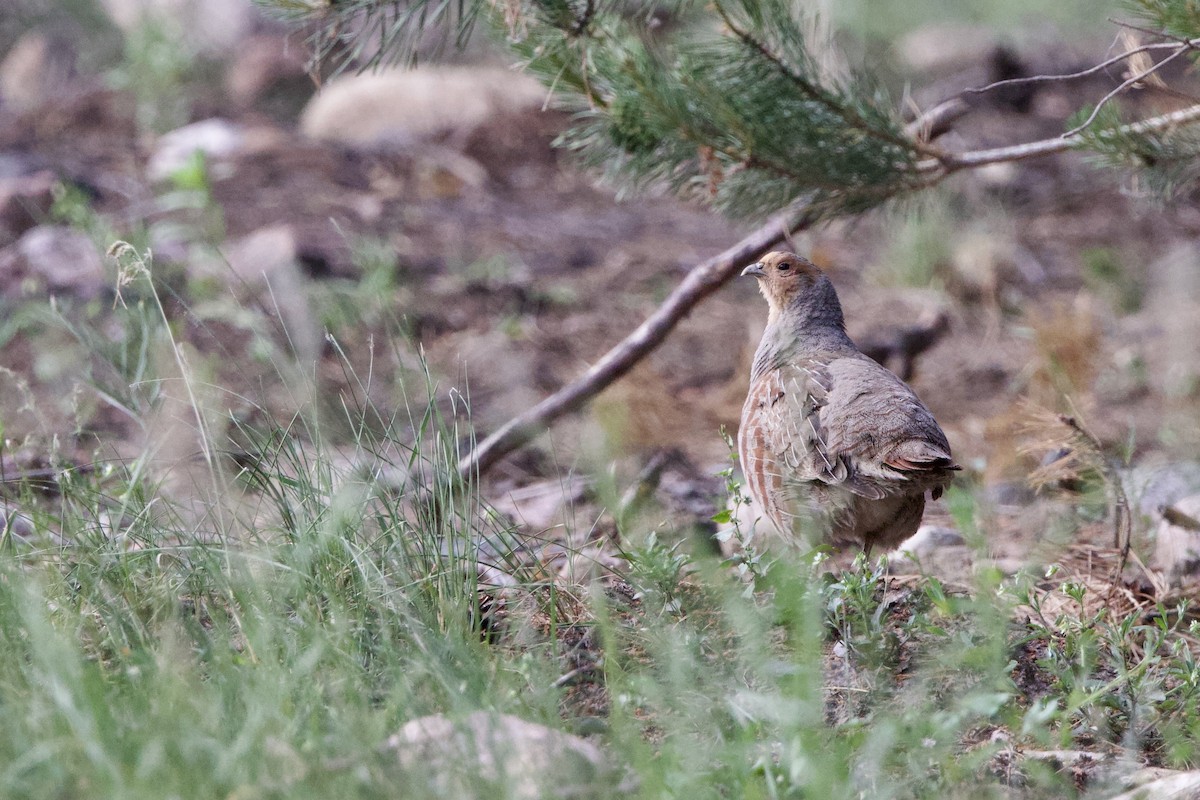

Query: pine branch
[711,0,923,155]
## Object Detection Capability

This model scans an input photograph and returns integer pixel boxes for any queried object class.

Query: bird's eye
[777,263,791,272]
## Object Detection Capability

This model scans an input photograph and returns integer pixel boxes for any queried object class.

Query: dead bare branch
[1062,43,1196,138]
[916,101,1200,173]
[904,97,970,143]
[1161,503,1200,532]
[966,39,1190,95]
[456,206,815,479]
[858,309,950,381]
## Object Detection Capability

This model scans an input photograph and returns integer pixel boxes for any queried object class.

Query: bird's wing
[752,359,870,496]
[816,355,956,493]
[748,354,956,508]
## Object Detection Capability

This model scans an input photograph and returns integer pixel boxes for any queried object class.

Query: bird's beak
[741,262,766,278]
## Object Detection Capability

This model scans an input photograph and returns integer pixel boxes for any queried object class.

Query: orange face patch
[745,251,823,316]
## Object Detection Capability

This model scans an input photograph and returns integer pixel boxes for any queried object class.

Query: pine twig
[711,0,925,156]
[1110,17,1200,46]
[456,205,814,478]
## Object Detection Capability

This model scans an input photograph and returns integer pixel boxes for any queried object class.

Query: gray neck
[751,276,856,378]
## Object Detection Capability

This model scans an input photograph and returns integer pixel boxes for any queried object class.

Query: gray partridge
[738,251,958,553]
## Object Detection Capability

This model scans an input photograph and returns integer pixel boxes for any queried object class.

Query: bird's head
[741,251,825,322]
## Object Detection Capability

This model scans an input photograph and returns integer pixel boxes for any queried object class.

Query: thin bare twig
[550,663,601,688]
[1062,43,1196,137]
[1110,17,1199,46]
[967,40,1189,95]
[457,205,814,478]
[915,101,1200,173]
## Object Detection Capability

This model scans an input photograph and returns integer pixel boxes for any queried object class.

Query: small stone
[895,525,966,556]
[0,504,36,539]
[220,224,298,289]
[0,170,56,247]
[0,225,107,299]
[147,118,245,182]
[1153,493,1200,578]
[386,711,617,799]
[888,525,966,571]
[0,32,76,111]
[888,525,973,581]
[299,66,546,148]
[216,225,321,364]
[895,24,997,74]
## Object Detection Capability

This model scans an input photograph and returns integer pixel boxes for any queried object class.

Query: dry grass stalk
[1017,401,1133,599]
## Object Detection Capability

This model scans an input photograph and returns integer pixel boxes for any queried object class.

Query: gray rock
[894,24,997,74]
[0,32,76,111]
[220,224,298,289]
[216,225,320,365]
[0,170,56,247]
[1153,493,1200,578]
[0,505,35,539]
[386,711,618,799]
[299,66,546,148]
[893,525,965,556]
[1126,462,1200,519]
[0,225,106,299]
[147,118,245,182]
[888,525,973,581]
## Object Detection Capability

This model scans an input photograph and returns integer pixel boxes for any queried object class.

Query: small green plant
[1082,247,1144,314]
[620,530,690,615]
[822,553,895,665]
[312,234,404,336]
[107,16,199,133]
[713,426,774,588]
[154,150,226,248]
[50,182,121,246]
